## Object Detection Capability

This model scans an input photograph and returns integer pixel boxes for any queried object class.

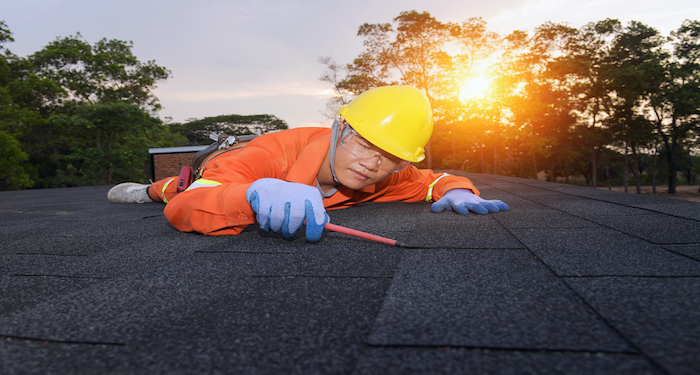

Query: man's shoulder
[276,126,331,137]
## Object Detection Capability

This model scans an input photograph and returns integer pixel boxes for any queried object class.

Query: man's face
[333,123,406,190]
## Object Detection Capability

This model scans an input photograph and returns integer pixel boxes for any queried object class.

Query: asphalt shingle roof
[1,170,699,374]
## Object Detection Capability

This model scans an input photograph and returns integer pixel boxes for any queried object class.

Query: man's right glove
[245,178,329,242]
[431,189,509,215]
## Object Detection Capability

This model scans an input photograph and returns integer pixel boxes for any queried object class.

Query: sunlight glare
[459,76,491,101]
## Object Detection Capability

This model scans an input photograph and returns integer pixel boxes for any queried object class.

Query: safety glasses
[340,126,411,173]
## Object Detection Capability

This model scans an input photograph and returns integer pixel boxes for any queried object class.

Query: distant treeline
[320,11,700,193]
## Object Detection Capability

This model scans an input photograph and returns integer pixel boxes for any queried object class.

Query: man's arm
[369,167,480,203]
[162,146,284,236]
[360,168,509,215]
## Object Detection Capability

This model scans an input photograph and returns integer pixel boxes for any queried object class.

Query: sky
[3,0,698,128]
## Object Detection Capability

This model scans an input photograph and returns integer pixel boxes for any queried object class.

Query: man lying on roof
[108,85,509,242]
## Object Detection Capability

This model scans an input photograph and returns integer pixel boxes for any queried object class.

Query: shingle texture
[1,171,698,374]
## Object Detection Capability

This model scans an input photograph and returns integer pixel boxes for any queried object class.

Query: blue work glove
[431,189,510,215]
[245,178,329,242]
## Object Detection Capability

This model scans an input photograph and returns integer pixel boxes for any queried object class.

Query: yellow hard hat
[338,85,433,162]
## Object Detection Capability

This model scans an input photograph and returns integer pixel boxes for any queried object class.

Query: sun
[458,76,491,101]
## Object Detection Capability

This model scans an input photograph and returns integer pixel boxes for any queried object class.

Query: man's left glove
[431,189,510,215]
[245,178,329,242]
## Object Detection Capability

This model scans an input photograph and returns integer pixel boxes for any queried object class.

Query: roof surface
[1,171,699,375]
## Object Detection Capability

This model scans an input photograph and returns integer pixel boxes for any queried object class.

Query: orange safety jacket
[148,127,479,236]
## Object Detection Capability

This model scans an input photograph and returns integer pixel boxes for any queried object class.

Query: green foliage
[340,10,453,97]
[151,125,190,149]
[28,33,171,110]
[59,101,161,185]
[170,114,289,145]
[0,20,13,47]
[0,130,33,190]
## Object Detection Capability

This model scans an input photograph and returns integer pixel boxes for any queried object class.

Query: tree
[602,21,666,193]
[0,20,48,189]
[650,20,700,193]
[318,56,354,120]
[28,33,170,111]
[443,17,501,172]
[497,22,581,181]
[62,102,163,184]
[0,130,33,189]
[170,114,289,145]
[552,19,621,187]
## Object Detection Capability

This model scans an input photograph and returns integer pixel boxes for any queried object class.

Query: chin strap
[314,120,342,198]
[321,118,354,197]
[329,120,341,184]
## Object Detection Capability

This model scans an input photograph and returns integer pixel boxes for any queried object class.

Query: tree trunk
[591,147,597,188]
[479,144,484,173]
[623,142,629,193]
[668,132,677,194]
[668,152,677,194]
[549,159,556,182]
[452,134,456,170]
[631,143,642,194]
[652,146,657,195]
[493,144,498,175]
[532,154,538,180]
[666,118,679,194]
[652,108,676,194]
[507,148,512,176]
[519,154,524,178]
[605,164,611,190]
[686,143,694,186]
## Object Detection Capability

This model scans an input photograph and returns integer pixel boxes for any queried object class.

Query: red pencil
[324,222,405,247]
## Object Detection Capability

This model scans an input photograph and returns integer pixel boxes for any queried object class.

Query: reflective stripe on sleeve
[161,178,175,203]
[185,179,222,191]
[425,173,450,202]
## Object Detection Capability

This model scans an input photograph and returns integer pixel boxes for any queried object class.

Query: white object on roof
[148,146,208,154]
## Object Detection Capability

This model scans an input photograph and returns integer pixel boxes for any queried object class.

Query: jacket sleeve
[367,167,480,204]
[162,145,285,236]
